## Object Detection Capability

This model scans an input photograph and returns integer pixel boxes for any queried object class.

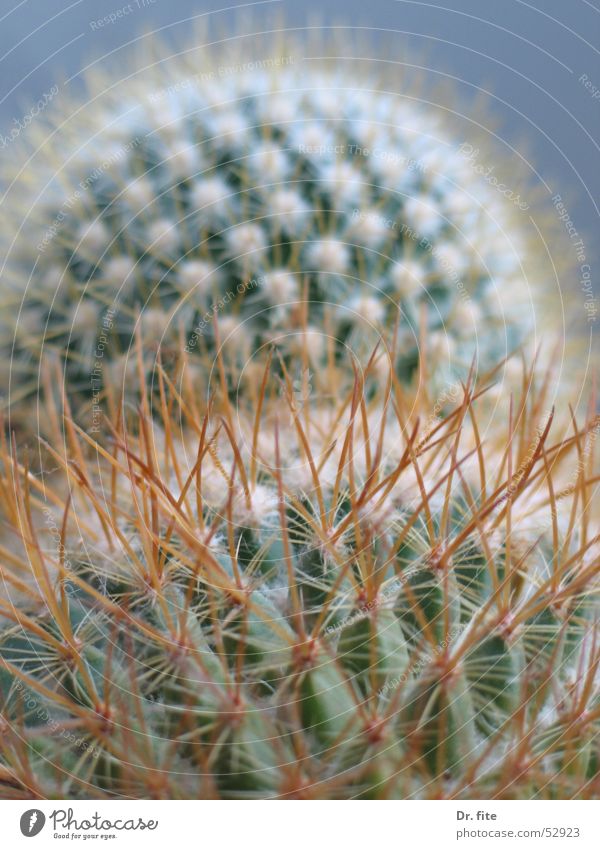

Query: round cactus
[0,44,547,429]
[0,30,593,804]
[1,360,598,799]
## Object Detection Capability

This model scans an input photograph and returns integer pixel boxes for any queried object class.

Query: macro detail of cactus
[0,45,542,423]
[0,359,598,799]
[0,30,595,803]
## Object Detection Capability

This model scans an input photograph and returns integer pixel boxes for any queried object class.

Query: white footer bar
[1,800,598,847]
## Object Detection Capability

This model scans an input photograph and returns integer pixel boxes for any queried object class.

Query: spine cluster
[1,64,537,421]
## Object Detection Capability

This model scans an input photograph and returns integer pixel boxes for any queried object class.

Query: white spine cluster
[1,63,538,412]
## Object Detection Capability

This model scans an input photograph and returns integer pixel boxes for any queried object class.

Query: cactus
[0,42,545,429]
[0,30,594,803]
[1,357,598,799]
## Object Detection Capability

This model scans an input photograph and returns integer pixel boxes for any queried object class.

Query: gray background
[1,0,599,278]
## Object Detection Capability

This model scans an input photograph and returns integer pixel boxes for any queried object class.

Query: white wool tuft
[78,220,109,253]
[165,141,202,177]
[291,122,337,159]
[435,242,469,278]
[403,195,443,238]
[249,484,280,520]
[217,316,251,359]
[148,218,179,253]
[347,295,386,326]
[428,330,456,361]
[40,265,66,295]
[257,93,299,126]
[191,176,232,212]
[390,260,424,299]
[250,142,290,181]
[14,308,44,341]
[262,269,297,305]
[231,483,280,526]
[71,300,99,333]
[103,256,137,285]
[301,326,326,362]
[320,161,364,204]
[177,259,219,295]
[142,307,173,344]
[308,238,350,275]
[347,210,391,247]
[227,223,267,264]
[122,177,154,212]
[211,110,249,147]
[269,189,310,230]
[453,299,482,335]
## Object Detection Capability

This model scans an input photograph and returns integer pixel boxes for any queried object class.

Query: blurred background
[1,0,599,288]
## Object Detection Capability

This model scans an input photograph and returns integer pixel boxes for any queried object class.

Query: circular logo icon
[19,810,46,837]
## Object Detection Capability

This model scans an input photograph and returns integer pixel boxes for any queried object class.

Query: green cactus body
[465,634,526,734]
[399,664,478,776]
[337,606,409,693]
[0,369,598,799]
